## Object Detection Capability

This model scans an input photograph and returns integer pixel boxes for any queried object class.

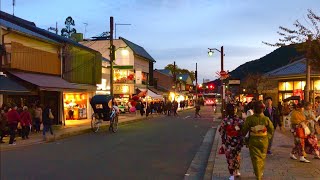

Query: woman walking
[7,104,20,145]
[20,106,32,139]
[289,103,311,163]
[242,101,274,180]
[34,104,42,133]
[304,102,320,159]
[42,105,54,140]
[219,103,244,180]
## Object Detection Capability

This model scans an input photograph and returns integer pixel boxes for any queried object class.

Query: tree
[242,73,276,98]
[164,64,195,82]
[263,9,320,69]
[61,16,77,38]
[263,9,320,102]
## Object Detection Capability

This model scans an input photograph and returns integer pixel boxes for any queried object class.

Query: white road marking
[184,116,191,119]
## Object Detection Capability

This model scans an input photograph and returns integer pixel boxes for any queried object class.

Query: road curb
[184,127,216,180]
[204,124,221,180]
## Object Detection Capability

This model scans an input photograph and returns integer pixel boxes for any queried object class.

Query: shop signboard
[114,85,130,94]
[229,79,241,85]
[136,71,142,85]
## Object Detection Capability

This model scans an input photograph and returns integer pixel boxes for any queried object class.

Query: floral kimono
[242,114,274,180]
[305,120,320,157]
[219,115,244,175]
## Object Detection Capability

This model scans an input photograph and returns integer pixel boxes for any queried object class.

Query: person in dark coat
[264,97,283,155]
[139,102,145,116]
[0,104,9,143]
[42,105,54,140]
[166,101,172,116]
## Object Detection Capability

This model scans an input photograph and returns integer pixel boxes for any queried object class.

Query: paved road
[1,106,219,180]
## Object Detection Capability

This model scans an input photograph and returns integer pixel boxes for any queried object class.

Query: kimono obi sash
[250,124,267,136]
[250,131,267,136]
[226,125,240,137]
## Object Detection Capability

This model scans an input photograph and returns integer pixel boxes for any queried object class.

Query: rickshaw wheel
[91,113,101,133]
[110,115,119,133]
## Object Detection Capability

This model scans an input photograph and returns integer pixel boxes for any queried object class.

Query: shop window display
[114,70,135,84]
[64,93,87,120]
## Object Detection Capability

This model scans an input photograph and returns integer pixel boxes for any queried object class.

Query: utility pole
[221,46,225,119]
[109,17,115,96]
[195,63,198,102]
[305,35,312,102]
[12,0,15,16]
[173,61,176,101]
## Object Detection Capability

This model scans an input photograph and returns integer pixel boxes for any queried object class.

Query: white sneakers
[290,153,297,160]
[234,169,241,176]
[229,175,234,180]
[299,156,311,163]
[290,153,311,163]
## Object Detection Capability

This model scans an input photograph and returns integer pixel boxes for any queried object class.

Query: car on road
[204,99,216,106]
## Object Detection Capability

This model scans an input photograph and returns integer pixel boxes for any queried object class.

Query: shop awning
[8,71,79,91]
[138,88,163,99]
[0,75,29,94]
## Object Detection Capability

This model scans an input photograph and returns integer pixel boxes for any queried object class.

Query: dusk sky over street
[1,0,319,81]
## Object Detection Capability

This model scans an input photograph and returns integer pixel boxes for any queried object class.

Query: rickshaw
[90,95,119,133]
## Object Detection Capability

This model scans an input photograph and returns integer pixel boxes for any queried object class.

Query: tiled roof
[0,11,99,54]
[156,69,172,76]
[265,58,319,77]
[1,19,58,44]
[119,37,156,62]
[177,74,189,82]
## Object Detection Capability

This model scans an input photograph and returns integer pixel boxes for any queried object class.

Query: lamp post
[208,46,226,118]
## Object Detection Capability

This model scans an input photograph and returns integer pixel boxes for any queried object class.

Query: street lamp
[208,46,226,118]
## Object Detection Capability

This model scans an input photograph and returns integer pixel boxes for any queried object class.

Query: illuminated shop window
[279,81,293,91]
[293,81,305,90]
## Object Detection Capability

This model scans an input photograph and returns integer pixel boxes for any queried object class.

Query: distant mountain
[229,45,303,79]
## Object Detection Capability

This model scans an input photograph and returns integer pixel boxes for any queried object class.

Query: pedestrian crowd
[0,103,55,145]
[219,97,320,180]
[134,100,191,117]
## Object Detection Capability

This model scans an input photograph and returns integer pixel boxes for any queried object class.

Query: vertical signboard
[136,71,142,85]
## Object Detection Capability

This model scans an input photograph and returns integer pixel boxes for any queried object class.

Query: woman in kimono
[219,103,244,180]
[289,103,311,162]
[304,102,320,159]
[242,101,274,180]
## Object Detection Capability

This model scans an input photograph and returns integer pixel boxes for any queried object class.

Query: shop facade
[264,58,320,104]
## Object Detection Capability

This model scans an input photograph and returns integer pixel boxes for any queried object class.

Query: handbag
[40,123,44,131]
[301,122,311,136]
[218,145,225,154]
[49,109,54,120]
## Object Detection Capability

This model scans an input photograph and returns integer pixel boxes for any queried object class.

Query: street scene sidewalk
[212,129,320,180]
[0,107,194,151]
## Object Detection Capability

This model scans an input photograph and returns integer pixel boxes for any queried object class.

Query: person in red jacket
[7,104,20,145]
[20,106,32,139]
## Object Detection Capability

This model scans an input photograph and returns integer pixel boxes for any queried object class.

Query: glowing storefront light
[121,49,129,56]
[122,85,129,93]
[315,80,320,90]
